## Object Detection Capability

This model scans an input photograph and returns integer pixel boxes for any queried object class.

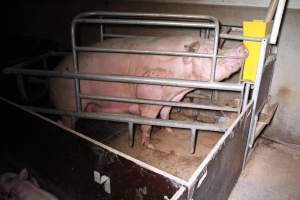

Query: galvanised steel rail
[74,46,245,59]
[3,68,244,91]
[79,94,239,112]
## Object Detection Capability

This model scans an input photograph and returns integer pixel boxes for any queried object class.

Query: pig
[0,168,58,200]
[49,36,248,149]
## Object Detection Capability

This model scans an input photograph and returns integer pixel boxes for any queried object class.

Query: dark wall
[3,0,107,57]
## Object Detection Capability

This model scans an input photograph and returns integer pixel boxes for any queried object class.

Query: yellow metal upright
[242,20,270,82]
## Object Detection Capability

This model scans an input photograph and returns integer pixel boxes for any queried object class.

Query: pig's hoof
[146,142,156,150]
[165,127,174,133]
[142,141,155,150]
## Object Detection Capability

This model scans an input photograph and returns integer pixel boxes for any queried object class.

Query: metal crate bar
[74,11,219,24]
[220,33,264,42]
[104,33,264,42]
[7,51,69,69]
[74,18,215,28]
[3,68,244,91]
[79,94,239,112]
[74,46,244,59]
[71,11,221,113]
[24,106,225,132]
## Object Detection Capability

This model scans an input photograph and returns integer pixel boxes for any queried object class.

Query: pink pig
[0,168,58,200]
[49,36,248,148]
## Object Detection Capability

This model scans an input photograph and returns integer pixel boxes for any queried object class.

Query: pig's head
[0,172,18,194]
[183,41,248,82]
[0,168,29,194]
[214,45,248,81]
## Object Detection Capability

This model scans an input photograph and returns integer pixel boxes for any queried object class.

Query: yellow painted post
[243,20,270,82]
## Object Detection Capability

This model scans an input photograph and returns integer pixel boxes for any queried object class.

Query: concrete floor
[229,137,300,200]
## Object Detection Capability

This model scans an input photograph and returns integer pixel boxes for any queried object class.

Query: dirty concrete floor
[229,138,300,200]
[108,127,221,180]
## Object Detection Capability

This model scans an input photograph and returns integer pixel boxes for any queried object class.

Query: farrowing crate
[1,9,281,199]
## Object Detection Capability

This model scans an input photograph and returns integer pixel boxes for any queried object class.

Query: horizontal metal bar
[3,68,244,91]
[6,52,52,69]
[75,46,244,59]
[104,33,149,38]
[74,18,215,28]
[49,51,70,56]
[104,33,263,42]
[24,106,225,132]
[80,94,238,112]
[5,51,68,70]
[220,33,264,42]
[74,11,218,24]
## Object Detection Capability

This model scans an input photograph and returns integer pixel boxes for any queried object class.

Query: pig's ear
[19,168,28,180]
[183,41,200,65]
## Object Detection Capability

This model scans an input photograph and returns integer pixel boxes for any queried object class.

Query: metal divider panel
[255,56,276,115]
[191,102,252,200]
[0,98,183,200]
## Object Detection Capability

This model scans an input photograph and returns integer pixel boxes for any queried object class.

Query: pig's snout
[237,45,249,58]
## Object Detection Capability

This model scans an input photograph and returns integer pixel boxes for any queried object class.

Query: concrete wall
[264,9,300,145]
[6,1,300,144]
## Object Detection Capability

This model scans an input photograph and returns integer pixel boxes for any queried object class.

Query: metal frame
[3,11,268,154]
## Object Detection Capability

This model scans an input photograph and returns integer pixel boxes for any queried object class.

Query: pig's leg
[139,105,162,150]
[58,116,76,129]
[140,125,155,149]
[160,106,174,133]
[138,69,173,149]
[160,89,192,133]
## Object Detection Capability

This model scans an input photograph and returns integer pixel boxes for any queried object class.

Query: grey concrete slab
[229,138,300,200]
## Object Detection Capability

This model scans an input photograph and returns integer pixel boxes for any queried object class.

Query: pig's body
[0,169,58,200]
[50,36,247,148]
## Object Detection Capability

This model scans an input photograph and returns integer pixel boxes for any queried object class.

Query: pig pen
[1,10,280,200]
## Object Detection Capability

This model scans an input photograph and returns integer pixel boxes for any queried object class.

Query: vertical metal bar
[265,0,279,22]
[200,29,204,38]
[128,122,134,147]
[71,21,82,112]
[270,0,287,44]
[206,29,210,39]
[99,17,104,42]
[210,20,220,82]
[246,38,268,150]
[190,128,197,154]
[242,82,251,112]
[209,20,220,111]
